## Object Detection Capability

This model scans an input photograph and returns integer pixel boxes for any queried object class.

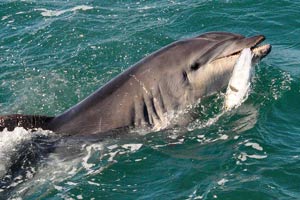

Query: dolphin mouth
[250,35,272,59]
[251,43,272,59]
[216,35,271,61]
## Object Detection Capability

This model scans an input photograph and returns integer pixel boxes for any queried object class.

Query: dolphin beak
[236,35,271,60]
[213,35,271,62]
[248,35,272,60]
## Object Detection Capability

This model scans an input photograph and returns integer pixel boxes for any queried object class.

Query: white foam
[82,144,103,170]
[0,127,51,177]
[66,181,77,186]
[9,198,22,200]
[35,5,93,17]
[153,139,184,148]
[168,134,179,140]
[25,169,34,179]
[88,181,100,186]
[238,152,267,162]
[121,144,143,152]
[194,196,203,200]
[1,15,10,21]
[0,127,33,154]
[8,19,15,24]
[219,134,229,140]
[202,134,229,144]
[247,154,267,159]
[217,178,228,186]
[238,152,248,161]
[244,142,263,151]
[107,144,118,150]
[107,150,119,162]
[68,167,77,175]
[54,185,63,191]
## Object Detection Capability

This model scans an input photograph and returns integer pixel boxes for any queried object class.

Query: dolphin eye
[190,62,201,71]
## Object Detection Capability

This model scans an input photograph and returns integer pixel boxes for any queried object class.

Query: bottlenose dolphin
[0,32,271,135]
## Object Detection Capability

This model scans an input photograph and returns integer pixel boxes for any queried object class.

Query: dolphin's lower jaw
[252,44,272,61]
[250,36,271,59]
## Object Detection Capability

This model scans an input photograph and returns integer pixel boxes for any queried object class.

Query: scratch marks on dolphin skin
[129,74,151,96]
[129,74,180,131]
[98,118,102,134]
[130,74,169,131]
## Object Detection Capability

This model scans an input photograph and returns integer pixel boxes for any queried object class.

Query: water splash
[0,128,52,178]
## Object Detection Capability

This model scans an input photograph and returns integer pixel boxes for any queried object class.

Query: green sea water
[1,0,300,199]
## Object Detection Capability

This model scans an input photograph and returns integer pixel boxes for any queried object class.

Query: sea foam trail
[225,48,253,110]
[35,5,93,17]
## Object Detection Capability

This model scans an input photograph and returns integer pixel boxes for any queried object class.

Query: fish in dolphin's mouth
[221,35,271,110]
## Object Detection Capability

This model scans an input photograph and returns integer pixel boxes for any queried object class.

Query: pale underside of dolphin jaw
[252,44,272,59]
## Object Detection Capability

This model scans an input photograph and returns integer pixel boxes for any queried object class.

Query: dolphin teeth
[252,44,271,55]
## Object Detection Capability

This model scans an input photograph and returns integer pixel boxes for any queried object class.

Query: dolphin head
[133,32,271,114]
[184,32,271,98]
[150,32,271,102]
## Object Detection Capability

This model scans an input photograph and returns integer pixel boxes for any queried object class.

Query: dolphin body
[0,32,271,136]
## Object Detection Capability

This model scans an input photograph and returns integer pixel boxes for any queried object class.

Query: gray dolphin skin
[0,32,271,135]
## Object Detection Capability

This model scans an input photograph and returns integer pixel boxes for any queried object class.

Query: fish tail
[0,114,54,132]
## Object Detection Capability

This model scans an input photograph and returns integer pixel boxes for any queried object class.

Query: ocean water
[1,0,300,199]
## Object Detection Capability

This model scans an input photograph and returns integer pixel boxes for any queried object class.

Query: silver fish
[225,48,253,110]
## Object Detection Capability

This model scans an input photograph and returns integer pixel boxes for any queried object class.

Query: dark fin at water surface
[0,114,54,132]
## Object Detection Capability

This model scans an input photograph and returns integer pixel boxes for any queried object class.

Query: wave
[34,5,93,17]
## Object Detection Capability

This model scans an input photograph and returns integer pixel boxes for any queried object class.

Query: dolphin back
[0,114,54,132]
